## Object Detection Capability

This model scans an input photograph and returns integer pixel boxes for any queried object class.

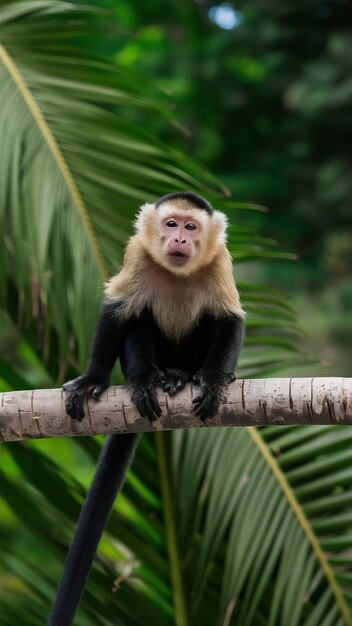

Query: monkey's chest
[150,290,205,341]
[129,280,214,341]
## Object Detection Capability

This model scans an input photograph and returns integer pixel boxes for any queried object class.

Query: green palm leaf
[0,0,224,369]
[2,425,352,625]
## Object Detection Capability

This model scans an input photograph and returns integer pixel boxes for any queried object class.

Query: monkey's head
[135,192,228,276]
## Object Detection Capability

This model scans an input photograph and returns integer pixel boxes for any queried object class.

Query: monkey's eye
[166,220,177,228]
[185,223,197,231]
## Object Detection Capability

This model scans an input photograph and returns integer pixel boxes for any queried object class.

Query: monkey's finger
[92,384,107,399]
[131,389,145,417]
[144,407,158,422]
[143,390,157,413]
[142,393,158,422]
[193,380,225,413]
[192,391,207,405]
[168,378,185,396]
[193,395,207,414]
[136,402,146,418]
[146,387,162,417]
[194,403,216,421]
[132,396,152,420]
[132,386,160,421]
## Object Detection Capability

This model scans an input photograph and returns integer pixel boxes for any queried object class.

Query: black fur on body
[48,192,244,626]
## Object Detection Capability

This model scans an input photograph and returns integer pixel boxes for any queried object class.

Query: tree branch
[0,378,351,442]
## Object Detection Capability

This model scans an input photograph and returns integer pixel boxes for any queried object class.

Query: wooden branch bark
[0,378,351,442]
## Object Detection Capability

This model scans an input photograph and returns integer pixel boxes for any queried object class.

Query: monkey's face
[160,214,202,269]
[135,199,228,277]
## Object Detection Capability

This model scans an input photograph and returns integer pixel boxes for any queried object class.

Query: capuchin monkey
[48,191,245,626]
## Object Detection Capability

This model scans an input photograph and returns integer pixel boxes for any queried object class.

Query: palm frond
[2,424,352,625]
[173,426,352,625]
[0,0,223,369]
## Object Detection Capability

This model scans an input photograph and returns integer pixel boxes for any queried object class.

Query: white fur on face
[156,202,210,229]
[212,210,228,244]
[134,202,156,233]
[134,200,228,244]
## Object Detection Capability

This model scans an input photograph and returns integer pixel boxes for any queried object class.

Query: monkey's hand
[156,368,191,396]
[130,375,162,422]
[192,370,235,421]
[63,375,109,421]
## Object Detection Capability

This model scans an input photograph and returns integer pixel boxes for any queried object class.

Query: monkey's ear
[212,210,228,244]
[134,202,156,233]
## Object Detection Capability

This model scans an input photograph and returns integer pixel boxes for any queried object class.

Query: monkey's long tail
[47,433,139,626]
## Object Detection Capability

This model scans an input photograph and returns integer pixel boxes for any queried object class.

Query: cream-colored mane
[105,201,244,341]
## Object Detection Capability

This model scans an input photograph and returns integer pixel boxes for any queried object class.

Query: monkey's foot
[157,368,191,396]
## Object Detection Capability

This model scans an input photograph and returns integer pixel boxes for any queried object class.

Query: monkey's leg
[47,433,138,626]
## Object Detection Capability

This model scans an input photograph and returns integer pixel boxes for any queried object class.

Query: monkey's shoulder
[104,239,244,340]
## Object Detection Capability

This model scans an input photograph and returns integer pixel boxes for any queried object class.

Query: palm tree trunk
[0,377,351,442]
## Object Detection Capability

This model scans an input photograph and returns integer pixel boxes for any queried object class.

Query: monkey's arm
[121,319,162,422]
[64,301,127,421]
[193,313,244,421]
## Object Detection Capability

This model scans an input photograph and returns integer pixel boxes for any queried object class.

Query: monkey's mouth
[167,251,190,266]
[170,251,187,257]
